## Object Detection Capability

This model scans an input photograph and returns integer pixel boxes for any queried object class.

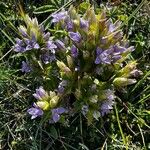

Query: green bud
[49,96,59,108]
[113,77,137,87]
[49,91,56,98]
[57,61,71,73]
[119,61,137,77]
[90,95,98,103]
[75,89,81,99]
[36,101,50,110]
[67,55,74,69]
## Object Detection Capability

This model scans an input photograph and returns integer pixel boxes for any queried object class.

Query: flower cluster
[13,4,142,124]
[13,15,57,73]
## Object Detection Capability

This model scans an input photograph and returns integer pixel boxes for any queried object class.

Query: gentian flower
[25,38,40,51]
[52,11,68,23]
[69,32,82,43]
[105,89,115,101]
[41,52,56,64]
[57,80,68,94]
[100,99,114,116]
[14,38,26,52]
[80,19,89,29]
[71,45,78,58]
[21,61,32,73]
[47,40,57,50]
[50,107,66,123]
[33,86,48,100]
[55,40,66,50]
[65,18,74,31]
[95,47,111,64]
[27,103,43,119]
[43,32,50,41]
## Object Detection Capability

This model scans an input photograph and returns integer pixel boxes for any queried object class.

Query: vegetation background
[0,0,150,149]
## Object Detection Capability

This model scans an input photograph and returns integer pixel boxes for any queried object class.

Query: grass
[0,0,150,149]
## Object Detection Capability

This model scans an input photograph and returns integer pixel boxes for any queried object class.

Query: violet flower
[101,99,114,116]
[50,107,66,123]
[14,38,26,52]
[95,45,127,65]
[95,47,111,64]
[65,18,74,31]
[71,45,78,58]
[25,39,40,50]
[55,40,66,50]
[25,33,40,50]
[57,80,67,94]
[21,61,32,73]
[27,103,43,119]
[80,19,89,29]
[69,32,82,43]
[33,86,48,100]
[43,32,50,41]
[47,40,57,50]
[52,11,68,23]
[41,52,56,64]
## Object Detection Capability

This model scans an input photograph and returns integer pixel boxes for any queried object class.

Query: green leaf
[34,5,57,14]
[50,126,58,140]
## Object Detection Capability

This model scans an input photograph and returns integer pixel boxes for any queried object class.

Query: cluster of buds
[13,3,142,124]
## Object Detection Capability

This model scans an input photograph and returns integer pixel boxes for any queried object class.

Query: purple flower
[95,45,127,65]
[43,32,50,41]
[33,86,47,100]
[55,40,65,50]
[21,61,32,73]
[69,32,81,43]
[14,38,26,52]
[50,107,66,123]
[101,99,114,116]
[41,52,56,64]
[95,47,111,64]
[27,103,43,119]
[52,11,68,23]
[24,37,40,51]
[80,19,89,29]
[113,45,126,54]
[57,80,67,94]
[109,24,115,32]
[105,89,115,101]
[47,40,57,50]
[65,18,74,31]
[71,45,78,58]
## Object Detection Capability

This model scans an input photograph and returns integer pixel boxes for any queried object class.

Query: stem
[114,104,128,150]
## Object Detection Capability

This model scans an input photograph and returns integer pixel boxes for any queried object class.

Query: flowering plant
[13,3,142,124]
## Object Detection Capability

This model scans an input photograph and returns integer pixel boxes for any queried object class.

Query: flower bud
[119,61,137,77]
[113,77,137,87]
[57,61,71,73]
[49,96,59,108]
[49,91,56,98]
[130,69,143,77]
[67,55,74,69]
[36,101,50,110]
